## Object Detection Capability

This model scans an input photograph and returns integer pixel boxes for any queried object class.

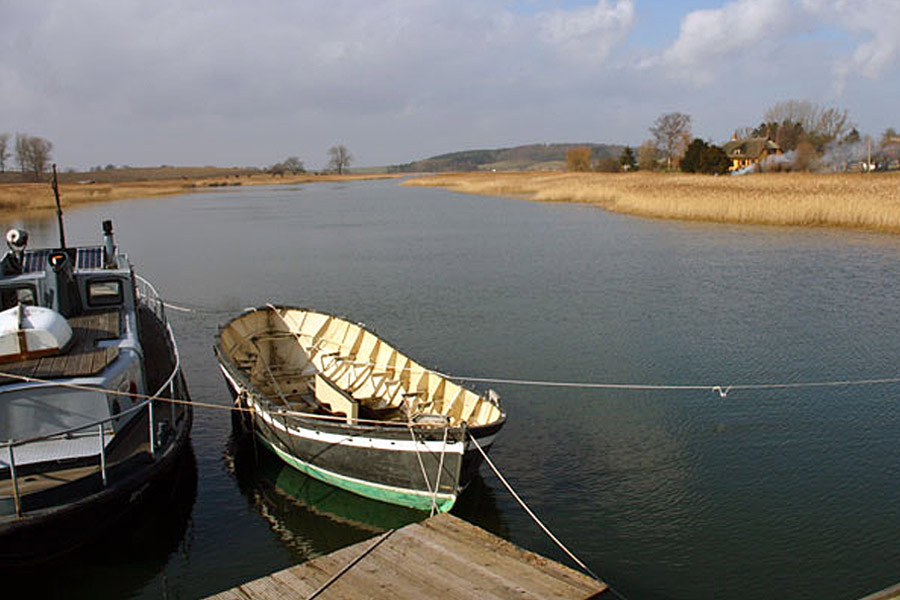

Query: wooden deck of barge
[207,513,608,599]
[0,308,121,383]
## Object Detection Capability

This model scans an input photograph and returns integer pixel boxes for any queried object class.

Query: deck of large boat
[207,513,608,599]
[0,306,182,514]
[0,308,121,383]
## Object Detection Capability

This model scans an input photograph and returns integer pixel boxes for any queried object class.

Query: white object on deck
[0,304,73,360]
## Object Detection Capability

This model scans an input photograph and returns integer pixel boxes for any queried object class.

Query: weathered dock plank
[207,513,607,599]
[861,582,900,600]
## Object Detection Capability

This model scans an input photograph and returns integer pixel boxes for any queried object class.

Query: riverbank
[403,171,900,232]
[0,172,400,219]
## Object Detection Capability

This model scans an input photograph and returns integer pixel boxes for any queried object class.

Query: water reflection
[3,444,198,598]
[7,181,900,599]
[226,432,507,560]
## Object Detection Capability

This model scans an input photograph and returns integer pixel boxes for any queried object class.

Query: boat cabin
[0,222,147,468]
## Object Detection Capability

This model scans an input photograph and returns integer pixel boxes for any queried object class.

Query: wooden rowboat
[214,305,506,512]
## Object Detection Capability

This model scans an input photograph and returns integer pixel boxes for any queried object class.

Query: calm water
[5,179,900,599]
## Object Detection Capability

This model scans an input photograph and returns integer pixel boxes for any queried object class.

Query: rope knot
[712,386,731,399]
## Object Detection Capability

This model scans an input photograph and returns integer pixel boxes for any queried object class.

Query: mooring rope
[467,431,602,582]
[444,374,900,398]
[306,528,396,600]
[4,364,900,415]
[163,303,900,399]
[432,425,449,518]
[161,301,194,313]
[407,423,437,508]
[468,433,632,599]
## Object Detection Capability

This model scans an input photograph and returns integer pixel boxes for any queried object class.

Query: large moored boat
[0,220,192,565]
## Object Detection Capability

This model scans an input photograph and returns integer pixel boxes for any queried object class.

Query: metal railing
[3,399,150,518]
[134,273,168,328]
[1,273,186,519]
[136,273,184,448]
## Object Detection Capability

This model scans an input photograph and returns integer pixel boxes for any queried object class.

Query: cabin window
[1,285,37,310]
[87,279,123,307]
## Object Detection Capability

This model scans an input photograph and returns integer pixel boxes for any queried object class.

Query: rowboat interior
[218,307,503,428]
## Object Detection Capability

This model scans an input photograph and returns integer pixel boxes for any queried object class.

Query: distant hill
[388,143,625,173]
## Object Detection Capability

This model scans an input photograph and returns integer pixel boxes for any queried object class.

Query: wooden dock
[207,513,608,599]
[861,582,900,600]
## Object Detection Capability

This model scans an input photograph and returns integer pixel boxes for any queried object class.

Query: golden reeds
[403,171,900,232]
[0,173,400,218]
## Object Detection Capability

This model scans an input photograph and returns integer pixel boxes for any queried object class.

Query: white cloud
[1,0,634,118]
[660,0,799,85]
[2,0,897,168]
[0,0,641,166]
[801,0,900,92]
[659,0,900,92]
[537,0,635,64]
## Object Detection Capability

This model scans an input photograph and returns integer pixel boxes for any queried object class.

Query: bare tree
[763,100,853,151]
[30,137,52,179]
[268,156,305,176]
[282,156,305,174]
[816,107,852,147]
[14,134,53,180]
[649,112,692,170]
[327,145,352,175]
[14,133,27,175]
[565,146,592,172]
[763,100,821,134]
[637,140,659,171]
[0,133,9,173]
[878,127,900,168]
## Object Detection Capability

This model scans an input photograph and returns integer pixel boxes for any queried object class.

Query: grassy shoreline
[7,169,900,234]
[403,171,900,233]
[0,172,401,220]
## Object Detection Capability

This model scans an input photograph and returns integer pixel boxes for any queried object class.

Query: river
[4,178,900,599]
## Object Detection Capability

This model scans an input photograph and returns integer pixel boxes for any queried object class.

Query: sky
[1,0,899,170]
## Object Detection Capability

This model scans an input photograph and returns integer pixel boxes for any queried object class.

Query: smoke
[815,140,873,172]
[761,150,796,170]
[731,144,877,175]
[731,150,796,175]
[730,164,757,176]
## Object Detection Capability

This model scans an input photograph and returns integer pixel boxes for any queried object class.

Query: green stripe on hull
[258,436,457,513]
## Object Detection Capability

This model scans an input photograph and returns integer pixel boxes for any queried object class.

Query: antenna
[51,163,66,249]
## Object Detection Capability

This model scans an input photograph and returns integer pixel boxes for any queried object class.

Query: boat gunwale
[214,304,507,431]
[218,355,507,441]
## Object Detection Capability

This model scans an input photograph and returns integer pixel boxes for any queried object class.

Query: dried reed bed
[0,181,194,216]
[404,171,900,232]
[1,173,400,218]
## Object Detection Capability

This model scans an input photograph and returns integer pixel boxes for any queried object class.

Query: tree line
[0,133,53,180]
[566,99,900,175]
[0,135,354,181]
[267,144,353,176]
